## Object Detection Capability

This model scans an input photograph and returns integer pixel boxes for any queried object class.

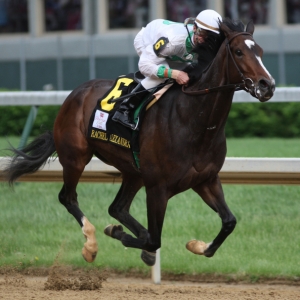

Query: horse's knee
[108,203,127,221]
[223,217,237,234]
[108,204,119,219]
[58,190,65,205]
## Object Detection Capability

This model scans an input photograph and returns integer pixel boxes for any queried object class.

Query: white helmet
[195,9,222,34]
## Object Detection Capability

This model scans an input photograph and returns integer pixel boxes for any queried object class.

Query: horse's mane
[185,18,245,84]
[221,18,245,33]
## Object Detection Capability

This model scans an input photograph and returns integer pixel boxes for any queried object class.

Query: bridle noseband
[182,32,254,96]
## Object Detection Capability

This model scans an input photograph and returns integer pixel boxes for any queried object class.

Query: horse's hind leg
[55,136,97,262]
[58,182,97,263]
[188,175,236,257]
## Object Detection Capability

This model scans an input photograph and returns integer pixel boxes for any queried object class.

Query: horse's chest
[194,161,219,176]
[192,155,224,181]
[175,161,221,191]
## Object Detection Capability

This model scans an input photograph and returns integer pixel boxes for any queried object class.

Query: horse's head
[219,19,275,102]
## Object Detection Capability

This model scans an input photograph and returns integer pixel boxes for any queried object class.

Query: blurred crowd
[109,0,148,29]
[0,0,300,34]
[0,0,82,33]
[0,0,28,33]
[165,0,207,22]
[286,0,300,23]
[225,0,268,24]
[44,0,82,31]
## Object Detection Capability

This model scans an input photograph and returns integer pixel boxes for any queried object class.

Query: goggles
[194,26,203,36]
[184,17,207,37]
[194,25,208,40]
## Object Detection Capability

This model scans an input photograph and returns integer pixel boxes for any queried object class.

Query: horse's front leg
[105,180,168,266]
[105,175,156,265]
[188,175,236,257]
[104,175,147,241]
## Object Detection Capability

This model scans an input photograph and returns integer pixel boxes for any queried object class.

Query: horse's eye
[235,49,243,57]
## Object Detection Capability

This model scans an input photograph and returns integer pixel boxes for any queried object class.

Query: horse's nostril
[259,79,269,89]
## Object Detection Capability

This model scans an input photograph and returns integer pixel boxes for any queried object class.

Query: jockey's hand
[171,70,189,85]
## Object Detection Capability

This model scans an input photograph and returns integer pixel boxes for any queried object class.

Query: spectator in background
[9,0,28,32]
[45,0,82,31]
[109,0,149,28]
[167,0,191,22]
[225,0,269,25]
[0,0,8,32]
[0,0,28,33]
[286,0,300,23]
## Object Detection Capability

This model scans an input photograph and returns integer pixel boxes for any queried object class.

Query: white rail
[1,157,300,185]
[0,87,300,105]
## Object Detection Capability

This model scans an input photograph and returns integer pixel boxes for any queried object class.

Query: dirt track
[0,267,299,300]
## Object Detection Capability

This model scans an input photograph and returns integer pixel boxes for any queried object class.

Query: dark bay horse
[3,19,275,266]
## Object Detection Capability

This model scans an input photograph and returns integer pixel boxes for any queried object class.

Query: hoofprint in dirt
[0,268,299,300]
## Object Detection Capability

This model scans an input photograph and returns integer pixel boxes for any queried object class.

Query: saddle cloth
[88,73,173,167]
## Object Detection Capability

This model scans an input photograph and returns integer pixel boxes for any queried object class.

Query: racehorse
[3,19,275,266]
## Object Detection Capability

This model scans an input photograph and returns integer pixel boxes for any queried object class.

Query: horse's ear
[219,21,233,38]
[246,20,255,34]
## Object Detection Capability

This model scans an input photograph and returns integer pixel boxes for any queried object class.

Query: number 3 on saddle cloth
[88,72,156,168]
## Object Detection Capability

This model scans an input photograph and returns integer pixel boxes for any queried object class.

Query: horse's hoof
[82,246,97,263]
[104,224,123,237]
[186,239,209,255]
[141,250,156,266]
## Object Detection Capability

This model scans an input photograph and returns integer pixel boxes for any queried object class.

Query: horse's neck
[181,53,235,143]
[202,56,235,115]
[195,44,229,90]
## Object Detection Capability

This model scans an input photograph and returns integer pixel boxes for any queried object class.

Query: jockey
[113,9,222,130]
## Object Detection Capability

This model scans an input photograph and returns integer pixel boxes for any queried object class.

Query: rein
[182,32,253,96]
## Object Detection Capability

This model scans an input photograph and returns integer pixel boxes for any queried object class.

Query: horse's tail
[3,131,56,185]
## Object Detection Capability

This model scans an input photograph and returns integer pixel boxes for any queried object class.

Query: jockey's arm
[138,42,189,85]
[163,68,189,85]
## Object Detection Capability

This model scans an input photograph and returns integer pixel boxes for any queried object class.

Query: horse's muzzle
[252,77,276,102]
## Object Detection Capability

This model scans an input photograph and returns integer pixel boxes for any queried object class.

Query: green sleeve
[157,66,173,78]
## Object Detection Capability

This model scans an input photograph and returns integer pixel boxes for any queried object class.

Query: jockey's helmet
[195,9,222,34]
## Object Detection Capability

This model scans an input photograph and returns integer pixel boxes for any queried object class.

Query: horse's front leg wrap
[104,224,126,240]
[141,250,156,266]
[81,217,98,262]
[186,240,212,256]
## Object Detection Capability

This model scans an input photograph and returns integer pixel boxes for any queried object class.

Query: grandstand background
[0,0,299,91]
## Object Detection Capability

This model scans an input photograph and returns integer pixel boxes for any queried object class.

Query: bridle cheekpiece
[182,31,255,96]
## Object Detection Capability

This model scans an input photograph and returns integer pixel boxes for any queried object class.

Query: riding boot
[112,83,150,130]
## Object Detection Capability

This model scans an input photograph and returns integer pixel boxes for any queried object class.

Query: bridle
[182,32,255,96]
